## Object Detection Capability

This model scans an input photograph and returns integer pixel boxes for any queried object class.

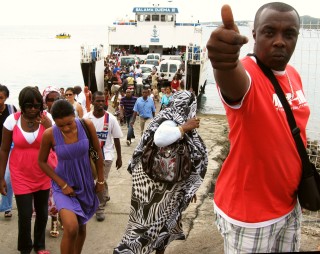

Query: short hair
[92,91,104,101]
[0,84,10,98]
[50,99,75,119]
[73,86,82,94]
[254,2,300,30]
[19,86,44,112]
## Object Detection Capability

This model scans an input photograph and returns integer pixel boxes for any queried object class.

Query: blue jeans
[126,115,135,141]
[0,163,13,212]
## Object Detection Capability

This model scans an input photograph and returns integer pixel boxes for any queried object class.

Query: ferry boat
[107,3,208,96]
[80,44,105,94]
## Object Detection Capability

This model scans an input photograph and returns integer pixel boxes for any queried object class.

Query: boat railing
[112,21,137,26]
[175,22,201,27]
[111,21,201,27]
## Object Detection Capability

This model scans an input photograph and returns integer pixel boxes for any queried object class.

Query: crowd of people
[103,54,185,102]
[0,2,315,254]
[0,62,195,254]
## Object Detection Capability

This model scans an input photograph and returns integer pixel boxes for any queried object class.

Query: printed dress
[52,118,98,224]
[114,91,208,254]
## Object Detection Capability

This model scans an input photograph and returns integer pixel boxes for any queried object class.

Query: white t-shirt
[83,111,123,160]
[135,68,142,75]
[4,112,54,144]
[136,77,143,85]
[76,91,87,114]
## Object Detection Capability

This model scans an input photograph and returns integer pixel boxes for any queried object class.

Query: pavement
[0,111,319,253]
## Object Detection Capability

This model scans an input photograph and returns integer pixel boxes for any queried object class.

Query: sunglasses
[65,93,73,97]
[24,103,42,109]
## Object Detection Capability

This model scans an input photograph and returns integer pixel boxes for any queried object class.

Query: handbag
[79,119,99,180]
[254,55,320,211]
[141,134,192,183]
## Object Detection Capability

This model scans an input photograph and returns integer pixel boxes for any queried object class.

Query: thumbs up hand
[206,5,248,70]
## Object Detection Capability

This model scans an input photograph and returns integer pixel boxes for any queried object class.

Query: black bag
[298,162,320,211]
[254,55,320,211]
[79,119,99,180]
[141,135,192,183]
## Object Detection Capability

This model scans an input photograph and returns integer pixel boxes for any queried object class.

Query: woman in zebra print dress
[114,91,208,254]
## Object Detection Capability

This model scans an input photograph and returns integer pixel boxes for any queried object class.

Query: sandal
[50,216,59,238]
[4,210,12,218]
[37,250,50,254]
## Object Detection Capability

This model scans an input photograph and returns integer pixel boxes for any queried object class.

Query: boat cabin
[107,6,202,56]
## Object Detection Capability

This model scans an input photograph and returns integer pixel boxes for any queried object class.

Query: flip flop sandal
[4,210,12,218]
[37,250,50,254]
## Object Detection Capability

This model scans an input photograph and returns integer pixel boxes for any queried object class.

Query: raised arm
[206,5,250,102]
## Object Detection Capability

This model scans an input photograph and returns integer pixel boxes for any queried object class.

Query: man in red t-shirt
[207,3,309,253]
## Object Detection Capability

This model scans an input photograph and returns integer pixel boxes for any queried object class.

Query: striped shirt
[120,96,137,118]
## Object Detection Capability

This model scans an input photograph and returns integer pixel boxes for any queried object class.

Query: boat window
[168,15,174,22]
[161,15,166,22]
[169,64,178,73]
[152,15,159,21]
[137,14,143,22]
[160,63,168,72]
[145,15,150,21]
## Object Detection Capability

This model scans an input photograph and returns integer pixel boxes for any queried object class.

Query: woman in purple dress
[38,99,105,254]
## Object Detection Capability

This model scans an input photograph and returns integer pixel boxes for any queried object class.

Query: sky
[0,0,318,26]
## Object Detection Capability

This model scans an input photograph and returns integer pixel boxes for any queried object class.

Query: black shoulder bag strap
[253,55,313,179]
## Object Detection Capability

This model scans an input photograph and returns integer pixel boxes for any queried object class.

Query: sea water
[0,25,319,139]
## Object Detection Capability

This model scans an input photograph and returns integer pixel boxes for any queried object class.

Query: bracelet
[61,183,68,190]
[178,126,185,138]
[97,180,105,185]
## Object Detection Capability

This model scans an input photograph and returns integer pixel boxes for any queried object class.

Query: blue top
[161,94,172,106]
[133,97,156,119]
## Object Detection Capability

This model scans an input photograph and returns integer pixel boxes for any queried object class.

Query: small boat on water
[56,33,71,39]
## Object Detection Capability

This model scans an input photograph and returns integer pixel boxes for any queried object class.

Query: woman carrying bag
[115,91,208,254]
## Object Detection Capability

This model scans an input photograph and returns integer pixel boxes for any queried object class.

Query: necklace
[61,129,77,139]
[22,114,36,129]
[0,105,6,116]
[285,72,295,100]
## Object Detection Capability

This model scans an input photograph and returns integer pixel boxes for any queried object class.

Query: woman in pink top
[0,86,55,254]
